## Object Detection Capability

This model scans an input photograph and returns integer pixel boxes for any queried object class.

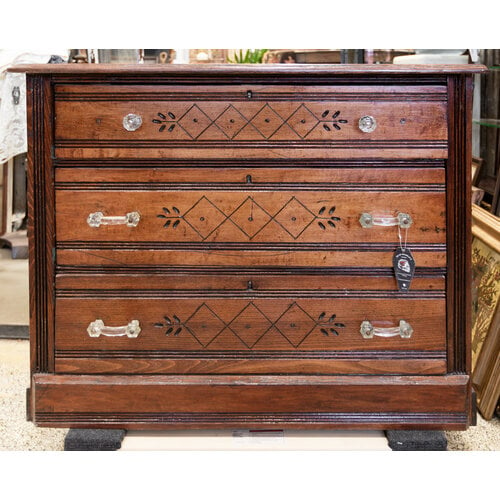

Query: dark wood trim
[26,75,55,373]
[446,75,473,376]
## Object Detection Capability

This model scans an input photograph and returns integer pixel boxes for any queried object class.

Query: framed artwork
[471,204,500,419]
[471,156,483,186]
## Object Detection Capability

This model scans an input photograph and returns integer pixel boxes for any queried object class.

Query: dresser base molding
[31,374,471,430]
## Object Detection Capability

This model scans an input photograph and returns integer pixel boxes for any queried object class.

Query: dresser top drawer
[54,84,448,160]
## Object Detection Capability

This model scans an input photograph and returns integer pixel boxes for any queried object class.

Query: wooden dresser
[13,63,485,430]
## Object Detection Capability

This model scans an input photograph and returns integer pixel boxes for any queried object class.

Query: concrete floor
[0,247,498,451]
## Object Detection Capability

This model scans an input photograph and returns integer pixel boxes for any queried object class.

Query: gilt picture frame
[471,204,500,419]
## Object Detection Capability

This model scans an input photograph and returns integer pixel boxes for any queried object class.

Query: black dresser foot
[64,429,127,451]
[385,430,447,451]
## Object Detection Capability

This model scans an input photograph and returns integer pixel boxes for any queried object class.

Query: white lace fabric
[0,50,68,164]
[0,71,27,164]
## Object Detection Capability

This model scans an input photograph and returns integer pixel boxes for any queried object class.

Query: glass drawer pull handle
[123,113,143,131]
[359,212,412,229]
[358,115,377,133]
[87,211,140,227]
[360,320,413,339]
[87,319,141,338]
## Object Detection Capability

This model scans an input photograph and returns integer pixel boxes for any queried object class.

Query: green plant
[227,49,268,64]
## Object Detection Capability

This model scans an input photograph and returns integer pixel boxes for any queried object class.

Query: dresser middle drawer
[56,187,446,269]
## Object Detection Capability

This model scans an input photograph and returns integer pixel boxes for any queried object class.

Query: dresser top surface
[8,63,487,75]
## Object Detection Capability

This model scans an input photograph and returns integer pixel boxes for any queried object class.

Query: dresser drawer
[56,188,446,243]
[54,84,448,159]
[54,292,446,375]
[54,273,445,375]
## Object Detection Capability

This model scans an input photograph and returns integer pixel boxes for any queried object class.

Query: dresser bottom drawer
[54,295,447,375]
[30,373,472,430]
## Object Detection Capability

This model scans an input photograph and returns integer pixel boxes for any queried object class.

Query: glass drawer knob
[359,115,377,133]
[123,113,143,131]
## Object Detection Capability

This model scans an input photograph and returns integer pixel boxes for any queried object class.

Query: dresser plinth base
[31,373,472,431]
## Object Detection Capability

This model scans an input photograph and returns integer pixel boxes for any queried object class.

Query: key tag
[393,225,415,292]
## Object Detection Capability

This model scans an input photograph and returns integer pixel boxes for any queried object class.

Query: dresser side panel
[26,74,55,375]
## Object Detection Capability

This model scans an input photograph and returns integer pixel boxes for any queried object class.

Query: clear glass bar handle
[87,211,140,228]
[87,319,141,338]
[360,320,413,339]
[359,212,412,229]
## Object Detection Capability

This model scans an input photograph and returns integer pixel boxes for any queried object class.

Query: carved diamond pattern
[157,301,345,349]
[214,105,249,139]
[274,303,317,347]
[273,197,316,239]
[176,105,212,139]
[154,103,348,140]
[182,196,228,239]
[249,104,285,138]
[228,303,273,348]
[228,197,272,238]
[285,104,320,138]
[184,304,227,347]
